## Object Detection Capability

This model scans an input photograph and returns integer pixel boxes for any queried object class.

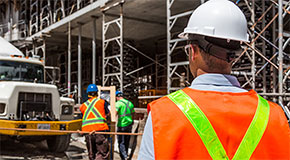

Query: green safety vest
[82,98,106,127]
[117,99,134,127]
[167,90,270,160]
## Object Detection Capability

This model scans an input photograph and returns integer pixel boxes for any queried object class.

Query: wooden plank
[97,85,116,160]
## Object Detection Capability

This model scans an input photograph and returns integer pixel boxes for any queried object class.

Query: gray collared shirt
[138,73,247,160]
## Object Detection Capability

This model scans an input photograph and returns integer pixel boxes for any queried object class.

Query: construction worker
[115,91,135,160]
[79,84,110,160]
[139,0,290,159]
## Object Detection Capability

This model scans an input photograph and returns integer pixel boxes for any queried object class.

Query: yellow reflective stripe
[83,98,98,122]
[167,90,270,160]
[168,90,228,160]
[82,119,105,127]
[91,106,106,120]
[82,98,106,126]
[232,95,270,160]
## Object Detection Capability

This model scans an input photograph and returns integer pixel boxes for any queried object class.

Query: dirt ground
[0,136,125,160]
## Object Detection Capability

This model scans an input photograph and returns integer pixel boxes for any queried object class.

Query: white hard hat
[179,0,249,42]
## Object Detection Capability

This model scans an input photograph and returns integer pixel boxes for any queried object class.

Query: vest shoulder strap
[119,100,133,117]
[167,90,270,160]
[82,98,106,126]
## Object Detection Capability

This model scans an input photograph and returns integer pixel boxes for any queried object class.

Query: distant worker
[116,91,135,160]
[80,84,110,160]
[139,0,290,159]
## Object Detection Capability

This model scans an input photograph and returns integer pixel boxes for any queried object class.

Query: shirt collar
[190,73,241,88]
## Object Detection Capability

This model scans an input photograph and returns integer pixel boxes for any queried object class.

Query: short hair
[192,44,230,71]
[88,91,98,97]
[116,93,123,97]
[189,35,241,62]
[189,35,241,70]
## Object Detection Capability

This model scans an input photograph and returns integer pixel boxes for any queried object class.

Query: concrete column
[42,38,46,66]
[78,24,82,104]
[92,18,97,84]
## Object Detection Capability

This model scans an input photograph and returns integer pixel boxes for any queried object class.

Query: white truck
[0,37,81,152]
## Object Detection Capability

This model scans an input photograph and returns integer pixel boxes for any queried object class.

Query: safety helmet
[179,0,249,42]
[116,91,123,97]
[87,84,98,93]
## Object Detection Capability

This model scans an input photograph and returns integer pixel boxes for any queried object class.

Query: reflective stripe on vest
[167,90,270,160]
[119,100,133,117]
[82,98,106,127]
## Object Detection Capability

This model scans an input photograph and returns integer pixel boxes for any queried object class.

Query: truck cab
[0,37,81,152]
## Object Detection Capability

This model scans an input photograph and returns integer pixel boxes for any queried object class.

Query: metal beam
[67,22,72,97]
[105,13,166,26]
[167,0,193,93]
[278,0,284,104]
[272,5,277,94]
[102,13,105,88]
[43,38,46,65]
[26,0,109,41]
[102,4,124,92]
[138,95,164,99]
[259,93,290,96]
[120,4,124,93]
[251,0,256,90]
[262,0,266,93]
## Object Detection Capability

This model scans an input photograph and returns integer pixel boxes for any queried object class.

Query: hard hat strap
[189,36,241,62]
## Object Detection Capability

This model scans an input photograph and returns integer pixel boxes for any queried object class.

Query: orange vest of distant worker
[80,97,109,132]
[148,88,290,159]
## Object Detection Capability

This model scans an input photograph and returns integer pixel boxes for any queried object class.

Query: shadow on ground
[0,138,86,160]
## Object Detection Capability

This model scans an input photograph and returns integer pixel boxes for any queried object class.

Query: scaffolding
[102,1,124,92]
[166,0,196,93]
[0,0,289,108]
[232,0,290,107]
[166,0,290,108]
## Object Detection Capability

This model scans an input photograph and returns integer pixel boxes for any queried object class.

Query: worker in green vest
[115,91,135,160]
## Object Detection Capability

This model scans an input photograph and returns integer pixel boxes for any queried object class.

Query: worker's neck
[196,68,231,77]
[89,95,98,99]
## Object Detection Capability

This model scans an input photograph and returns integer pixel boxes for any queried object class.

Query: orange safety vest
[80,97,109,132]
[148,88,290,159]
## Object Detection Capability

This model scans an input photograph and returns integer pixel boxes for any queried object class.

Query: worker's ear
[190,44,197,61]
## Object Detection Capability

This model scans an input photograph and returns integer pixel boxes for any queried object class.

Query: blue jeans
[117,124,132,160]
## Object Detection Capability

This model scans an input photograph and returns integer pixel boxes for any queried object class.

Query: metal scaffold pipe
[251,0,256,90]
[278,0,283,104]
[102,13,105,88]
[68,22,71,97]
[120,3,124,93]
[166,0,171,94]
[92,18,97,84]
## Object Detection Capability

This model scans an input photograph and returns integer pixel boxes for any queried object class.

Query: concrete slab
[27,0,201,42]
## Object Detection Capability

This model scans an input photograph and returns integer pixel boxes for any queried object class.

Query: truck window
[0,60,44,83]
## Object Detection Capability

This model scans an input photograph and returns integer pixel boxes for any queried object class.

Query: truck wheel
[46,135,71,152]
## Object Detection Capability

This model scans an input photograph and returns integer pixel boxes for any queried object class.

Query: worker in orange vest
[80,84,110,160]
[138,0,290,159]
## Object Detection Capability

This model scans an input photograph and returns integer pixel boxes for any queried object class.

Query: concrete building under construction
[0,0,289,110]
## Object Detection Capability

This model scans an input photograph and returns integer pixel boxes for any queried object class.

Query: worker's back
[80,97,109,132]
[149,88,290,159]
